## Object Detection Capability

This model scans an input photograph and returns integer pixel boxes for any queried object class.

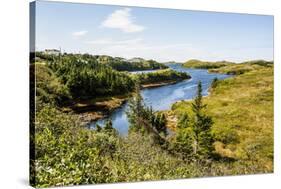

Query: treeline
[96,55,168,71]
[50,57,135,99]
[36,54,135,101]
[134,69,191,85]
[36,52,168,71]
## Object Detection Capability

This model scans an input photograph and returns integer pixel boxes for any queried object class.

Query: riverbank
[171,65,273,171]
[141,80,179,89]
[62,94,130,124]
[65,78,190,124]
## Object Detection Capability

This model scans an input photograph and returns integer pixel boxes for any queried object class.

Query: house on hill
[44,49,60,56]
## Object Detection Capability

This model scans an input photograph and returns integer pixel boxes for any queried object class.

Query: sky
[35,1,274,63]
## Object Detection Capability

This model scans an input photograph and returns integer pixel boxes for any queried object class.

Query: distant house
[44,49,60,56]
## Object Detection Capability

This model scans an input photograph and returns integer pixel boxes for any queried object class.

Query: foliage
[34,105,119,187]
[36,52,167,72]
[172,82,214,158]
[34,63,70,108]
[46,54,135,99]
[211,77,219,89]
[135,69,191,85]
[126,83,168,137]
[96,55,168,71]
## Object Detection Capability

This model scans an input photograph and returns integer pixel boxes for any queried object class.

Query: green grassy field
[172,64,273,171]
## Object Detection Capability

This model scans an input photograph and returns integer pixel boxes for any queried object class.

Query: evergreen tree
[126,82,145,132]
[104,119,113,131]
[104,119,117,136]
[211,77,219,88]
[153,113,167,136]
[95,124,102,132]
[126,83,168,137]
[174,81,214,158]
[191,81,214,157]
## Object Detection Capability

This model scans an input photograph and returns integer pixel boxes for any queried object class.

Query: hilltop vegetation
[36,52,168,72]
[182,59,273,75]
[133,69,191,88]
[182,59,234,69]
[209,60,273,75]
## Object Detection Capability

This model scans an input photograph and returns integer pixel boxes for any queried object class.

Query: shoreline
[71,78,192,125]
[63,94,130,125]
[141,80,178,89]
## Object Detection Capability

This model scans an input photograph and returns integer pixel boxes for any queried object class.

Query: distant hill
[162,61,179,64]
[182,59,235,69]
[97,56,168,71]
[128,57,146,63]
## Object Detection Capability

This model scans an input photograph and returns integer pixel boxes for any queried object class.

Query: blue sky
[35,1,273,62]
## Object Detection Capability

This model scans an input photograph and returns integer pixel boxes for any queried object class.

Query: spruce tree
[126,82,145,132]
[191,81,214,157]
[174,81,214,158]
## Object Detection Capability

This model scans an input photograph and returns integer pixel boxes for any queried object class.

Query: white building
[44,49,61,56]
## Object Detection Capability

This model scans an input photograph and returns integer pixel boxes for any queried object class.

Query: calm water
[90,64,230,135]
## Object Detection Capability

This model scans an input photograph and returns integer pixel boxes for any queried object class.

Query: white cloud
[72,30,88,36]
[101,8,145,33]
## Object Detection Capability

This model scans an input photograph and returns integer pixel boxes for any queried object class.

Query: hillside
[182,59,234,69]
[209,60,273,75]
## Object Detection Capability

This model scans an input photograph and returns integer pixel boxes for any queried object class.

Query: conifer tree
[126,82,145,132]
[174,81,214,158]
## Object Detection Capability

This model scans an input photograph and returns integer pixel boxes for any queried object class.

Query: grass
[171,64,273,172]
[209,63,266,75]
